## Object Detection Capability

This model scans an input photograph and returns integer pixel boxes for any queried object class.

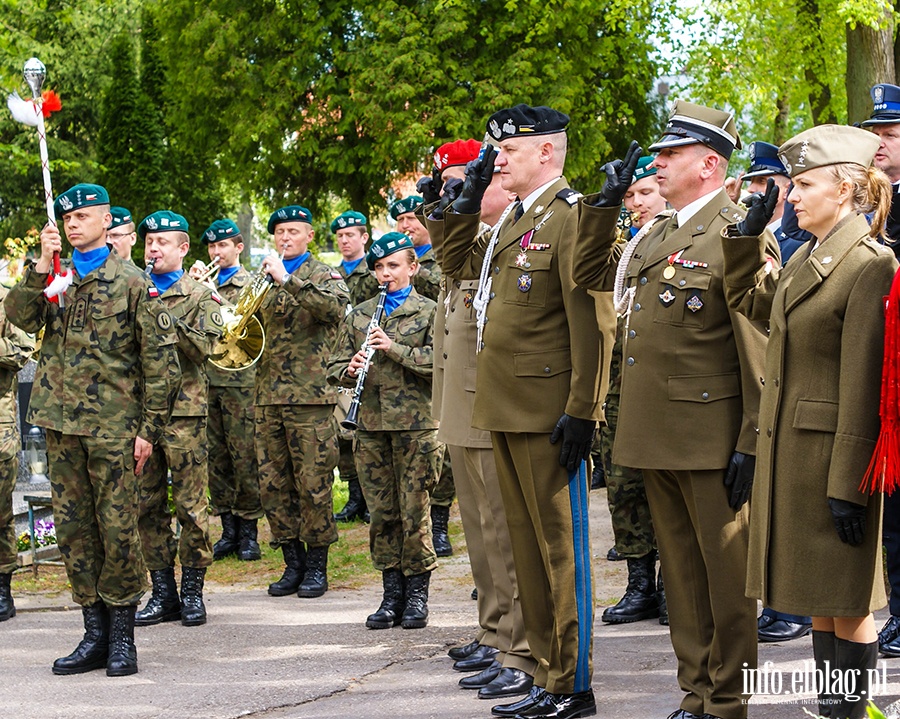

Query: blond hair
[824,163,892,240]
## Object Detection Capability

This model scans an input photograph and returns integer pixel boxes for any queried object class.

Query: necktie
[513,201,524,222]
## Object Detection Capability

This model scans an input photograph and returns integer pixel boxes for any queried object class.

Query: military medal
[662,265,676,280]
[659,289,675,307]
[516,251,529,268]
[686,294,704,312]
[517,274,532,292]
[463,292,473,308]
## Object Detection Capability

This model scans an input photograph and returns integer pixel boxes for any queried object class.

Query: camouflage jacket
[207,265,255,389]
[4,254,181,442]
[336,258,380,308]
[255,256,349,406]
[0,286,35,425]
[327,288,436,431]
[414,247,442,301]
[160,273,224,417]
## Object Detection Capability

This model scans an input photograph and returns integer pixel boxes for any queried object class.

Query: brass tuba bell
[208,264,273,371]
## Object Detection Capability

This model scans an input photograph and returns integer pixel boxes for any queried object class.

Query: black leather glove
[451,145,497,215]
[430,178,463,221]
[588,140,643,208]
[734,177,779,236]
[723,451,755,509]
[549,414,596,472]
[416,167,443,206]
[829,498,867,545]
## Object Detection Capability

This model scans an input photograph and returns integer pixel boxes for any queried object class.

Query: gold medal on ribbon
[662,265,676,280]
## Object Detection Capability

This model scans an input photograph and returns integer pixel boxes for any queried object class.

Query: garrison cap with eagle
[202,218,241,245]
[267,205,313,234]
[434,139,482,171]
[138,210,190,240]
[366,231,414,270]
[649,100,741,160]
[53,183,109,219]
[109,206,133,230]
[330,210,367,234]
[486,104,569,142]
[743,141,789,179]
[861,84,900,127]
[389,196,424,220]
[778,124,880,177]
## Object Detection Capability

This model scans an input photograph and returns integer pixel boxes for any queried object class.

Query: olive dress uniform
[438,176,611,696]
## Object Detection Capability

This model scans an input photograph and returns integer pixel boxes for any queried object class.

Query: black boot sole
[134,606,182,627]
[106,663,138,677]
[297,586,327,598]
[366,618,401,629]
[268,585,301,596]
[52,656,108,675]
[181,614,207,627]
[401,618,428,629]
[0,606,15,621]
[601,608,660,624]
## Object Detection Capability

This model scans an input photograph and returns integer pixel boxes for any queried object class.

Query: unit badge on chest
[686,293,704,313]
[659,288,675,307]
[517,274,532,292]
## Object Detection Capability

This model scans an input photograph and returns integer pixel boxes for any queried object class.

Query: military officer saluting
[5,183,181,676]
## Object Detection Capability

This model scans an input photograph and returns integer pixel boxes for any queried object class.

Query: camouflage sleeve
[282,269,349,324]
[413,264,441,301]
[136,291,182,443]
[382,303,435,379]
[4,266,52,334]
[325,311,360,389]
[0,314,36,372]
[175,288,224,367]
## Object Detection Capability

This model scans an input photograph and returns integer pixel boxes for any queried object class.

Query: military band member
[189,219,263,561]
[423,137,537,698]
[135,211,223,628]
[106,206,137,262]
[257,205,348,599]
[0,288,37,623]
[576,101,779,719]
[5,183,181,676]
[327,232,440,629]
[436,105,609,719]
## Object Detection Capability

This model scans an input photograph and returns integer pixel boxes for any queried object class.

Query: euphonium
[341,283,389,430]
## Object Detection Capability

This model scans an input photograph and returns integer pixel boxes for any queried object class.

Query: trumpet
[192,257,220,289]
[341,283,389,430]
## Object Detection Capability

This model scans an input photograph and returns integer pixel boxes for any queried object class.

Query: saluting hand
[431,178,464,221]
[724,451,754,509]
[36,222,62,274]
[829,498,867,545]
[550,413,596,472]
[724,172,744,204]
[416,167,443,206]
[588,140,643,208]
[452,145,498,215]
[734,177,779,237]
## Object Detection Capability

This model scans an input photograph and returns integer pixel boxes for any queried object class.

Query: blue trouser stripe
[568,461,592,693]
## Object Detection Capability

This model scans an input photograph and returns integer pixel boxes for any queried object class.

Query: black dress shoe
[758,618,812,643]
[666,710,705,719]
[478,667,534,699]
[881,632,900,657]
[757,612,776,631]
[512,689,596,718]
[459,660,502,688]
[606,546,623,561]
[453,644,498,672]
[492,686,546,717]
[879,615,900,648]
[448,639,480,660]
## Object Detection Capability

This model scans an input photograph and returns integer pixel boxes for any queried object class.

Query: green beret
[138,210,190,240]
[109,206,133,229]
[366,231,415,270]
[631,156,657,184]
[778,125,880,177]
[389,196,424,220]
[202,218,241,245]
[54,183,109,219]
[267,205,313,233]
[330,211,368,234]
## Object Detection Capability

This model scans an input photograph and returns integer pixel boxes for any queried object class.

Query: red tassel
[861,267,900,494]
[41,90,61,118]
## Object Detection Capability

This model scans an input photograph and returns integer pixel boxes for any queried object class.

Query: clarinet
[341,283,389,430]
[144,257,157,276]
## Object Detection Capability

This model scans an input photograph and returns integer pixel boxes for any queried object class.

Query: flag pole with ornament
[6,57,71,306]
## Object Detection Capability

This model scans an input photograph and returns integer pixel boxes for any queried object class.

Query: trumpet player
[193,220,263,562]
[135,211,224,629]
[256,205,349,599]
[327,232,439,629]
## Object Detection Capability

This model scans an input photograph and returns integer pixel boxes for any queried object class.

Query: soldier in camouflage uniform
[327,232,439,629]
[5,183,181,676]
[257,205,348,599]
[135,211,224,629]
[0,286,37,623]
[188,219,263,561]
[105,206,137,262]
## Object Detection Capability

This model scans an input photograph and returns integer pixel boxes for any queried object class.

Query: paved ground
[4,489,900,719]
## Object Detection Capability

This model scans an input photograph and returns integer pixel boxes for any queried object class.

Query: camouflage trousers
[139,417,213,571]
[46,430,148,607]
[207,385,262,520]
[256,404,339,548]
[356,429,441,576]
[600,397,655,558]
[430,449,455,508]
[0,424,20,573]
[337,436,358,482]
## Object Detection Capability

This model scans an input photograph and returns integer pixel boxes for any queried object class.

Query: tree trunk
[846,8,895,125]
[237,197,253,262]
[772,94,791,145]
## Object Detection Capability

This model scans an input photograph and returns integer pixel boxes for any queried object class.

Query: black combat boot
[431,504,452,557]
[135,567,181,626]
[366,569,405,629]
[212,512,240,560]
[180,566,207,626]
[238,518,262,561]
[106,605,138,677]
[0,572,14,621]
[834,637,878,719]
[334,478,367,522]
[657,566,668,626]
[401,571,431,629]
[601,553,659,624]
[812,630,837,717]
[298,545,329,598]
[52,601,109,675]
[590,458,606,489]
[268,539,306,596]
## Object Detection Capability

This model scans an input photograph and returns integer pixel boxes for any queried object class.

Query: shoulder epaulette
[556,188,583,206]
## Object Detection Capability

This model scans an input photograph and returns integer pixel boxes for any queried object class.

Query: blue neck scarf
[383,285,412,317]
[151,269,184,293]
[283,252,311,277]
[217,265,239,285]
[414,244,431,259]
[341,257,364,275]
[72,246,110,278]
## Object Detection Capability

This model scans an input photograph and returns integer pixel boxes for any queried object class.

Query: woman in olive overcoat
[721,124,898,719]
